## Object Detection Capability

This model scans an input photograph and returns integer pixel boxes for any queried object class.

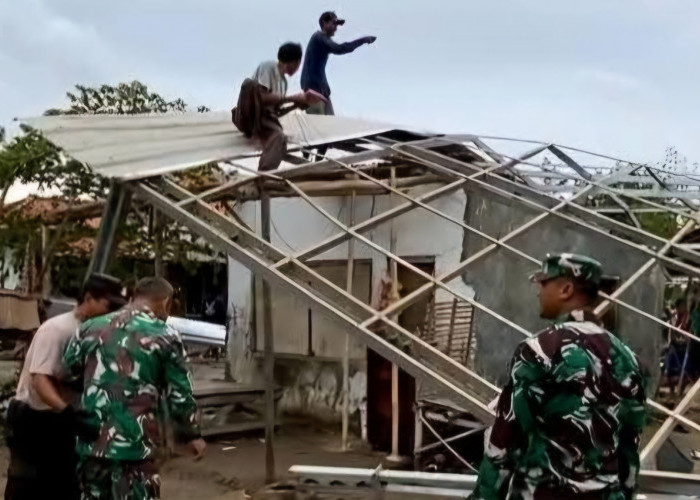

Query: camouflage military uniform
[472,254,647,500]
[63,305,200,500]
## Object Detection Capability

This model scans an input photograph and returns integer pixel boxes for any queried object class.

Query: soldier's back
[69,306,184,462]
[513,310,646,497]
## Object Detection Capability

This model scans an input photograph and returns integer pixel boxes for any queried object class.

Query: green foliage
[587,190,684,240]
[637,211,683,239]
[54,81,187,115]
[0,127,109,204]
[0,81,214,294]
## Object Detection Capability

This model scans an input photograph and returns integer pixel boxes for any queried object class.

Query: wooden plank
[342,185,356,451]
[261,191,275,483]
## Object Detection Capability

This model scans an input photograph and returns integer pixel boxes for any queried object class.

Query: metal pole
[87,181,131,277]
[446,299,458,356]
[464,302,475,368]
[260,190,275,483]
[594,220,697,317]
[342,185,356,451]
[414,403,424,470]
[153,209,164,278]
[641,376,700,466]
[40,225,50,299]
[387,167,402,463]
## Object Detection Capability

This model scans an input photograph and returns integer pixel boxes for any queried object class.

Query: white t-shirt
[252,60,287,97]
[15,311,81,410]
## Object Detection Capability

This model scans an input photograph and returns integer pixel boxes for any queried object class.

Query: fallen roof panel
[20,111,395,180]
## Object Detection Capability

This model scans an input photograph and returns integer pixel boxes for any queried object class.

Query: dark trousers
[258,112,286,172]
[79,458,160,500]
[303,97,334,160]
[4,399,79,500]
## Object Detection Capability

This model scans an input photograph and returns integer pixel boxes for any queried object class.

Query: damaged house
[18,110,700,494]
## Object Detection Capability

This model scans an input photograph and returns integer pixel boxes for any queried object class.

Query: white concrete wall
[225,183,471,417]
[226,184,471,367]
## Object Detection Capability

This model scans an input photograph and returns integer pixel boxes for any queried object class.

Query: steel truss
[90,132,700,480]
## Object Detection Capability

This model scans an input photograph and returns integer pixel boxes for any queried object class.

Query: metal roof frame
[27,114,700,482]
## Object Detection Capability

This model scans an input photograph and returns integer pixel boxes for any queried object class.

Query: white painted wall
[226,184,472,371]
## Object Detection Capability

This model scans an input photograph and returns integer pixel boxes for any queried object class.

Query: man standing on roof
[301,11,376,117]
[5,274,127,500]
[232,42,324,172]
[471,254,647,500]
[63,277,206,499]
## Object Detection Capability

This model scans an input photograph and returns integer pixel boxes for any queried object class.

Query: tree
[0,81,219,294]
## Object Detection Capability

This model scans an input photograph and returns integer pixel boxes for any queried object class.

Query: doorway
[367,258,435,454]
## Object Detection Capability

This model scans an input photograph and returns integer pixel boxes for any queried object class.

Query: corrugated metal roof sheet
[20,111,394,180]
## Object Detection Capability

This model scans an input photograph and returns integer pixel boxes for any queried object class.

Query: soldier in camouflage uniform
[63,277,206,499]
[471,253,646,500]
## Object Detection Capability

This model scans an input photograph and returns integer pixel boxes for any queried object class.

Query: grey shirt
[252,60,287,97]
[15,311,81,410]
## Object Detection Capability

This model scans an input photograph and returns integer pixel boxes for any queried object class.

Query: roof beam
[128,180,497,422]
[399,145,700,271]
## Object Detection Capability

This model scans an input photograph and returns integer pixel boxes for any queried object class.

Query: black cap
[319,11,345,27]
[83,273,127,310]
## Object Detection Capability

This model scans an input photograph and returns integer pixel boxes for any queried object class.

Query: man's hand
[290,90,326,107]
[303,89,326,105]
[364,36,377,44]
[187,438,207,460]
[33,373,68,412]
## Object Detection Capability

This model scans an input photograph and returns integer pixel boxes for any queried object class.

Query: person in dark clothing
[300,11,376,116]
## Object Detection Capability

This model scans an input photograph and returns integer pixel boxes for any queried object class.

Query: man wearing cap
[471,253,646,499]
[5,274,126,500]
[300,11,377,117]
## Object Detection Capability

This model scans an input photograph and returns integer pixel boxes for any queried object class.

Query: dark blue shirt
[300,31,364,98]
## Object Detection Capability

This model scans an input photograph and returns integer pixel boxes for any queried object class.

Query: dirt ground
[1,419,698,498]
[0,419,386,499]
[0,359,699,498]
[161,420,385,499]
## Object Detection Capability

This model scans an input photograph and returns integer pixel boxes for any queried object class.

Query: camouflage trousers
[78,457,161,500]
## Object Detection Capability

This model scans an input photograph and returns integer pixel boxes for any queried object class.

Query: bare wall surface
[461,186,663,390]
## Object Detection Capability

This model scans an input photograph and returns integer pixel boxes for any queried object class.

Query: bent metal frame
[86,131,700,485]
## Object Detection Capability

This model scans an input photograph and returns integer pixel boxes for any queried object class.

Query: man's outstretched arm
[320,35,376,55]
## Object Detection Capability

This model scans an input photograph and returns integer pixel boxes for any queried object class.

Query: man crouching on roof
[232,42,325,172]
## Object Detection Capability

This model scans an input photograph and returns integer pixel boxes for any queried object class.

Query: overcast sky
[1,0,698,165]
